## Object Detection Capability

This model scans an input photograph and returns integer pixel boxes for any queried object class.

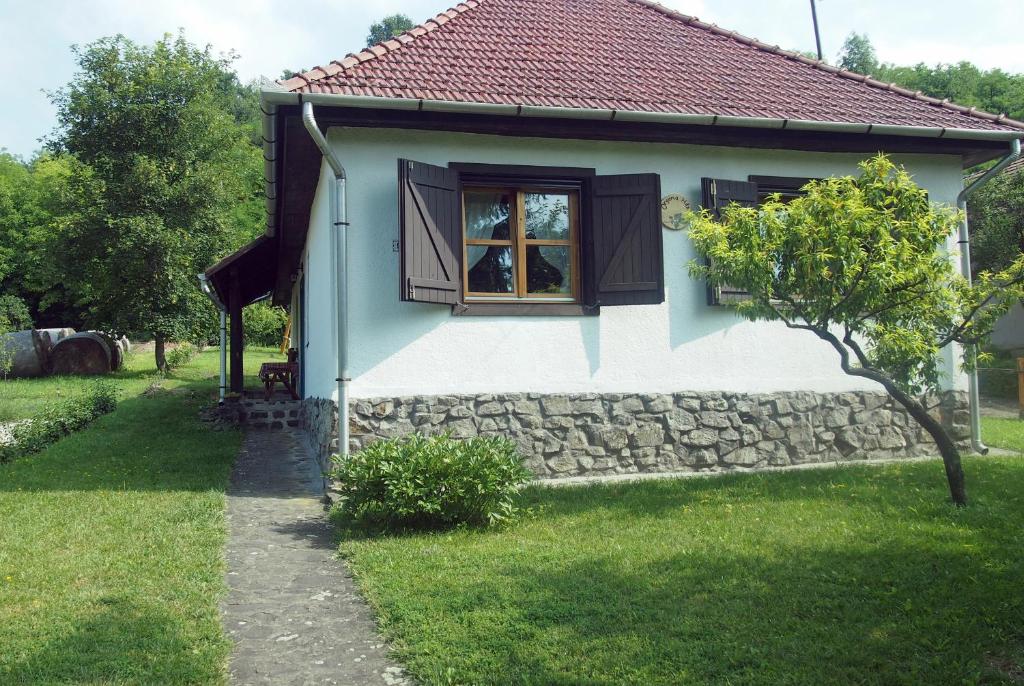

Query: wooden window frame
[461,185,582,303]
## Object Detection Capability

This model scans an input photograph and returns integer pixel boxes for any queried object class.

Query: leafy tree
[0,294,31,331]
[46,33,262,370]
[0,151,82,327]
[688,155,1024,506]
[0,152,36,297]
[837,32,878,75]
[833,33,1024,122]
[366,14,414,47]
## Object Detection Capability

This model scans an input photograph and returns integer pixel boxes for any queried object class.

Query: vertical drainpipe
[301,100,351,458]
[956,137,1022,455]
[197,273,227,404]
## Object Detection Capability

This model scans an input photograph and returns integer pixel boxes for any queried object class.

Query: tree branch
[937,267,1024,348]
[821,243,876,327]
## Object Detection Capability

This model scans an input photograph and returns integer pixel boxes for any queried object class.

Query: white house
[204,0,1024,477]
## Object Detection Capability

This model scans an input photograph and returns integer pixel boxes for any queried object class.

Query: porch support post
[229,267,244,394]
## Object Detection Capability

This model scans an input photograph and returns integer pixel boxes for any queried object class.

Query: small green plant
[0,381,117,463]
[0,335,13,379]
[330,433,531,530]
[165,342,197,370]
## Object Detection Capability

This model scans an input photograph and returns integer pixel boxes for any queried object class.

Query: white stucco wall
[298,126,968,401]
[301,168,337,401]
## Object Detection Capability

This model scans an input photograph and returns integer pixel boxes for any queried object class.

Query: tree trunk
[155,334,168,373]
[883,384,967,507]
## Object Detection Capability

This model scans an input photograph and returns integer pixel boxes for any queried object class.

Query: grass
[340,423,1024,685]
[0,344,280,684]
[983,416,1024,453]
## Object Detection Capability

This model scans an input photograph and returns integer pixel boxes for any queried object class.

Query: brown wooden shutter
[700,177,758,306]
[585,173,664,307]
[398,159,461,304]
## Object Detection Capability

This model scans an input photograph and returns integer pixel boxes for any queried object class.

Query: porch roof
[204,235,278,308]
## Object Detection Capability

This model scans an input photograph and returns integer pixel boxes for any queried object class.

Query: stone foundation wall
[339,390,970,479]
[300,397,339,475]
[210,398,301,429]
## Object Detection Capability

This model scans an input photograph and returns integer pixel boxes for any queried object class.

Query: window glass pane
[524,192,570,240]
[526,246,572,295]
[464,191,512,241]
[467,245,514,293]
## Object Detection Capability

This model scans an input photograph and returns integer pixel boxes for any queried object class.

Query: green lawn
[341,422,1024,685]
[983,416,1024,453]
[0,345,279,684]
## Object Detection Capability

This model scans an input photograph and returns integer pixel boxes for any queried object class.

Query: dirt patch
[987,654,1024,683]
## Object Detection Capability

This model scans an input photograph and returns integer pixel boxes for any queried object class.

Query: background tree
[969,165,1024,276]
[366,14,414,47]
[837,32,878,75]
[688,155,1024,506]
[47,33,262,370]
[834,33,1024,121]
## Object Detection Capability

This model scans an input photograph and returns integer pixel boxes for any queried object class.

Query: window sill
[452,302,598,317]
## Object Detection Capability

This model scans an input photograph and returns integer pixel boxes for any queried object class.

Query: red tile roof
[278,0,1024,134]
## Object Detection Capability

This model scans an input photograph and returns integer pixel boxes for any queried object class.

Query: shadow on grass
[0,597,225,684]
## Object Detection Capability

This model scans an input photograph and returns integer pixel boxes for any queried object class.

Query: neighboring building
[205,0,1024,477]
[972,157,1024,353]
[992,303,1024,353]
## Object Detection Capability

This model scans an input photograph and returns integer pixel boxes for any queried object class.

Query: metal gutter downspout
[197,273,228,404]
[301,100,351,459]
[956,137,1022,454]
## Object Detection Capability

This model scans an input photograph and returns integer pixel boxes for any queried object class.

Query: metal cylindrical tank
[0,330,47,378]
[49,332,113,376]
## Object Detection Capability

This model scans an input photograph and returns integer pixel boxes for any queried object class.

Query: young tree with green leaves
[366,14,414,47]
[688,155,1024,506]
[47,33,262,370]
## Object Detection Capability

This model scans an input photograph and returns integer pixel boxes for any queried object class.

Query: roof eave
[261,89,1024,143]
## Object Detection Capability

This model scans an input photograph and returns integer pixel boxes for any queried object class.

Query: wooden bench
[258,362,299,400]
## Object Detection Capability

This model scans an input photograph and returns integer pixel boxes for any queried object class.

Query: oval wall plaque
[660,194,691,231]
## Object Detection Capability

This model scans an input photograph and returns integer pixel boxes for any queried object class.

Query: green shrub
[0,382,117,463]
[166,342,197,370]
[244,302,288,347]
[330,433,531,529]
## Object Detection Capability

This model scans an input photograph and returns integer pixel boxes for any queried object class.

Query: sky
[1,0,1022,159]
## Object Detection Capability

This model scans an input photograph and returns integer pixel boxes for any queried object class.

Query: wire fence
[978,364,1021,403]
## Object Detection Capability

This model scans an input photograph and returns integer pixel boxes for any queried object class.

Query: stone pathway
[222,428,410,685]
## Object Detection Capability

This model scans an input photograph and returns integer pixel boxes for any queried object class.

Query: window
[463,187,579,301]
[398,159,664,315]
[748,175,814,204]
[700,175,815,306]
